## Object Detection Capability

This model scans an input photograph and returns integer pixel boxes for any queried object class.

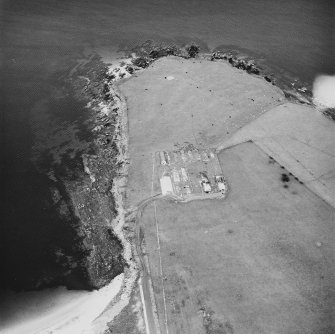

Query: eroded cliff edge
[2,55,128,291]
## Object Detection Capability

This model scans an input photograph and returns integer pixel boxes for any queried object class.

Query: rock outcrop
[210,48,313,105]
[1,55,127,292]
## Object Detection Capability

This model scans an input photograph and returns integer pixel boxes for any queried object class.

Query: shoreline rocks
[211,51,261,75]
[125,41,313,107]
[210,49,313,105]
[322,108,335,121]
[2,55,129,293]
[65,55,131,290]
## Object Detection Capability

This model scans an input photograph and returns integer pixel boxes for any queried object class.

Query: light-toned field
[217,102,335,208]
[142,142,335,334]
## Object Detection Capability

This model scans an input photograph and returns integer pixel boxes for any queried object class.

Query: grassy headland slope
[120,55,335,333]
[217,102,335,208]
[120,56,284,207]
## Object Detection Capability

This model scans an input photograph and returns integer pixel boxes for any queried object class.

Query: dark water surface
[1,0,334,290]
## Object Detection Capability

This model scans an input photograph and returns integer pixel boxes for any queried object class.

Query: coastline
[87,80,139,333]
[119,40,315,106]
[210,48,313,105]
[1,54,136,334]
[83,42,334,331]
[2,41,333,333]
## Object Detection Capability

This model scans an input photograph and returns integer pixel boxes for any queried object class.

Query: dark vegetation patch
[127,40,201,70]
[107,287,143,334]
[211,45,313,105]
[211,50,260,75]
[268,156,275,164]
[322,108,335,121]
[200,306,234,334]
[132,57,151,69]
[186,44,200,58]
[281,173,290,183]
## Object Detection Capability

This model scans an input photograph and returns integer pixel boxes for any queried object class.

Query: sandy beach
[0,275,123,334]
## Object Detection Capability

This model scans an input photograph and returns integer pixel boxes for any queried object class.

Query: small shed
[164,151,171,164]
[159,151,167,165]
[160,176,174,195]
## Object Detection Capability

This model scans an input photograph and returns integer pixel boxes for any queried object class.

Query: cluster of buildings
[157,149,228,199]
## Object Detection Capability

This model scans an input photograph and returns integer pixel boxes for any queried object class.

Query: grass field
[216,102,335,208]
[141,142,335,334]
[120,56,284,207]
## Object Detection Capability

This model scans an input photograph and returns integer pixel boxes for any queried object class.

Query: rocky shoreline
[1,44,199,294]
[210,48,313,104]
[109,40,316,106]
[63,55,132,290]
[208,49,335,120]
[3,55,131,292]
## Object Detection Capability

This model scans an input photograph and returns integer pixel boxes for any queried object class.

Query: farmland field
[141,142,335,334]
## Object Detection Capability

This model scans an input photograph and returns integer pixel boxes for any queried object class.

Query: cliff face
[1,54,126,291]
[63,54,127,289]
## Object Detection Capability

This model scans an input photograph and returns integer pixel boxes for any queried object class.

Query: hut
[159,151,167,165]
[160,176,174,195]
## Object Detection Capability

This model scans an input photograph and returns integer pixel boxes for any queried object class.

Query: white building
[160,176,174,195]
[215,175,227,193]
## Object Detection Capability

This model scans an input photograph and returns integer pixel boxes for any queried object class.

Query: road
[130,194,165,334]
[131,192,187,334]
[131,187,226,333]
